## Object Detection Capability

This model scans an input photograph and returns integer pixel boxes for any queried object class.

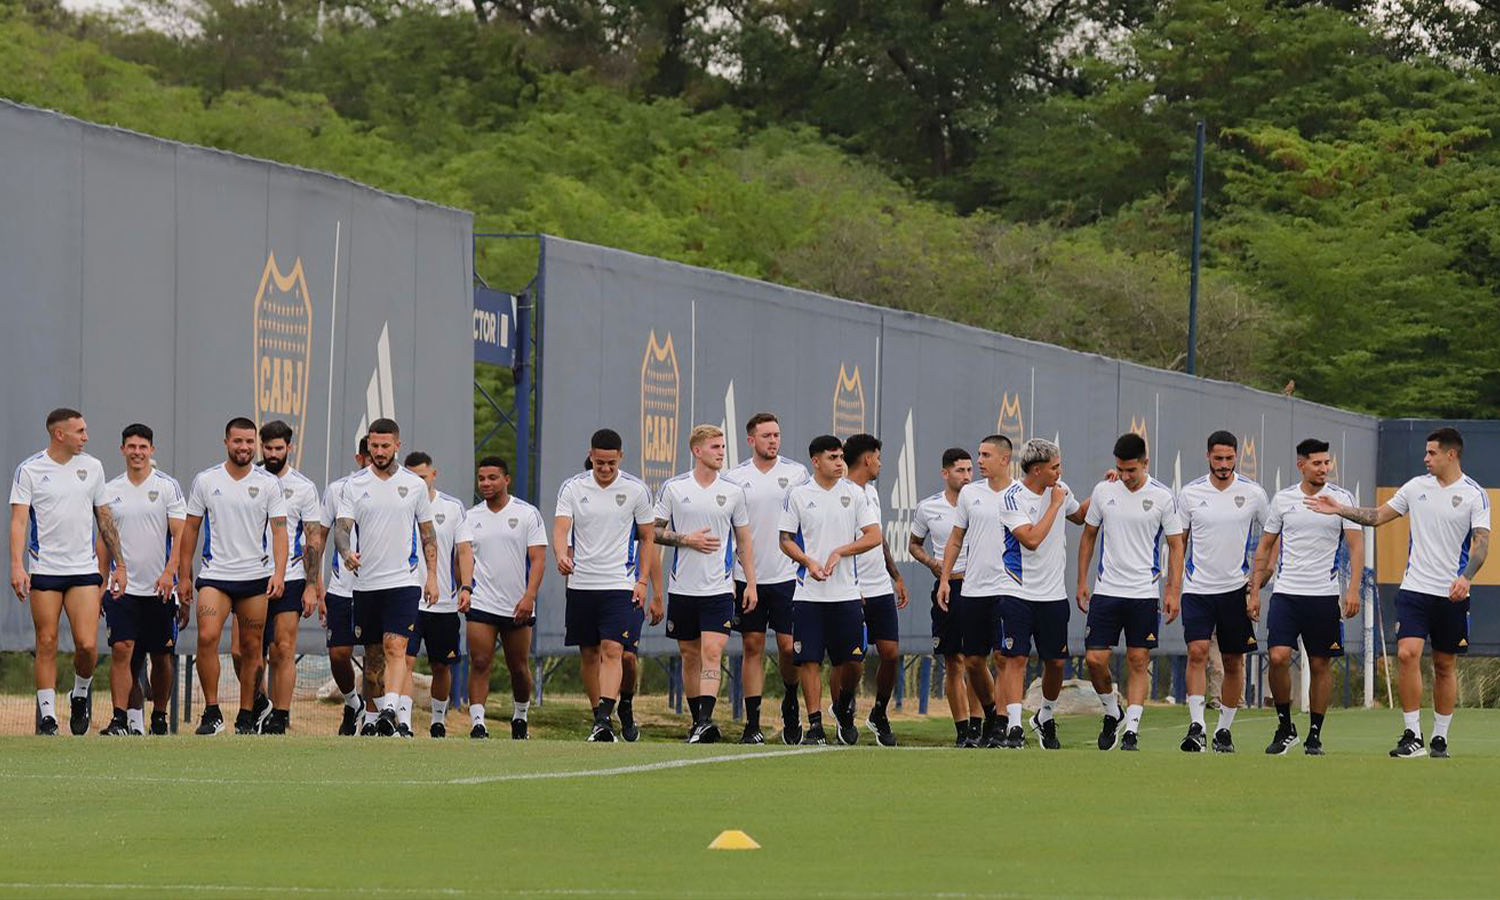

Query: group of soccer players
[9,406,1488,758]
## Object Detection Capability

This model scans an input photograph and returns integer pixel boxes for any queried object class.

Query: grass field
[1,704,1497,900]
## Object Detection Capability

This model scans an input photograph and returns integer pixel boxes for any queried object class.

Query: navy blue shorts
[467,609,530,632]
[30,573,103,593]
[1396,589,1470,655]
[863,593,899,644]
[999,597,1070,659]
[105,594,177,651]
[667,593,734,642]
[734,579,795,635]
[1182,587,1258,654]
[1085,595,1160,649]
[792,600,866,665]
[263,579,306,648]
[407,610,461,665]
[324,593,356,648]
[930,579,964,658]
[195,577,270,602]
[565,588,639,649]
[1268,593,1343,657]
[959,593,1004,657]
[353,586,421,643]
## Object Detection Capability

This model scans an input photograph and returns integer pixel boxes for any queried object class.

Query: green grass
[0,707,1497,900]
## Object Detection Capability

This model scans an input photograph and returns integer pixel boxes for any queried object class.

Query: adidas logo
[212,489,222,496]
[888,409,919,563]
[1107,499,1116,506]
[39,476,50,484]
[1199,500,1208,507]
[355,321,396,444]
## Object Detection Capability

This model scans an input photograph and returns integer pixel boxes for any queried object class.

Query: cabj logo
[997,392,1025,479]
[832,364,865,439]
[641,330,679,496]
[253,253,313,469]
[1240,435,1259,482]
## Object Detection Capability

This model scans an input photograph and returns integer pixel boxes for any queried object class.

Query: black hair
[403,451,433,468]
[1113,432,1148,462]
[1427,426,1464,457]
[981,434,1012,452]
[1206,430,1238,453]
[259,419,294,444]
[842,433,881,468]
[590,428,623,452]
[1296,438,1330,458]
[941,447,972,468]
[357,436,369,457]
[368,418,400,437]
[121,423,154,445]
[225,416,257,437]
[46,408,82,431]
[808,434,843,457]
[478,456,510,475]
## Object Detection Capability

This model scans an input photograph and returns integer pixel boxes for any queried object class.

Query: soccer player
[399,451,473,738]
[936,435,1013,748]
[842,433,908,747]
[996,439,1092,750]
[553,429,657,742]
[1176,430,1269,753]
[909,447,981,747]
[466,456,546,739]
[178,417,288,735]
[654,425,756,744]
[10,408,125,735]
[332,418,438,736]
[247,419,323,734]
[722,412,809,744]
[1249,438,1362,756]
[95,424,185,736]
[1076,432,1184,751]
[321,437,369,735]
[778,434,882,745]
[1304,426,1485,758]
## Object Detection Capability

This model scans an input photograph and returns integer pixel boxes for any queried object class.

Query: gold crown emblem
[641,330,679,496]
[1240,435,1259,481]
[832,363,865,439]
[253,252,314,470]
[1129,416,1150,458]
[998,392,1026,480]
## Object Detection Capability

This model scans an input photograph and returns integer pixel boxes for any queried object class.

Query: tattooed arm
[1304,493,1401,527]
[419,520,438,605]
[1454,527,1490,601]
[334,517,360,571]
[652,517,719,552]
[95,504,126,597]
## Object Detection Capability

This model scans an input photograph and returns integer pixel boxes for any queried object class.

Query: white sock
[1006,703,1023,728]
[431,698,448,721]
[1038,697,1056,724]
[513,700,530,722]
[470,703,486,726]
[1101,692,1120,719]
[127,708,145,733]
[1216,705,1237,732]
[381,692,398,714]
[397,696,413,727]
[1433,712,1452,741]
[343,689,361,709]
[1125,704,1144,733]
[72,673,92,699]
[364,710,379,726]
[1187,694,1206,728]
[37,689,56,719]
[1403,709,1422,737]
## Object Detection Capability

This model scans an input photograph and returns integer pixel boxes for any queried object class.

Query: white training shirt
[951,479,1012,597]
[415,492,472,613]
[10,451,108,576]
[777,478,880,603]
[1388,474,1492,597]
[1084,478,1183,598]
[322,473,358,597]
[102,469,186,595]
[554,471,655,591]
[336,466,434,592]
[186,463,286,581]
[1265,483,1360,596]
[997,480,1080,602]
[1178,473,1270,594]
[469,496,548,617]
[722,456,809,585]
[654,471,750,597]
[912,491,967,576]
[850,479,894,599]
[268,466,323,584]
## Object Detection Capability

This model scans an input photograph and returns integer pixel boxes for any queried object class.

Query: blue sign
[473,287,517,367]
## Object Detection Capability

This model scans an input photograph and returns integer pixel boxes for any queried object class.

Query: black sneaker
[150,712,169,736]
[69,693,90,736]
[261,711,289,735]
[1304,735,1325,756]
[511,718,528,740]
[251,693,271,734]
[1097,714,1123,751]
[396,723,413,738]
[38,715,59,735]
[962,724,981,749]
[980,715,1005,749]
[694,722,722,744]
[195,707,225,736]
[429,721,446,738]
[360,719,378,736]
[99,712,130,736]
[1212,728,1236,754]
[954,725,969,748]
[1180,722,1207,753]
[800,723,827,745]
[1002,725,1025,749]
[1430,735,1449,758]
[470,722,489,739]
[233,709,257,735]
[619,718,640,743]
[865,712,897,748]
[587,722,615,742]
[781,722,803,745]
[1389,729,1425,758]
[375,709,397,737]
[339,699,362,736]
[1120,730,1140,751]
[1265,723,1300,755]
[1031,714,1061,751]
[835,714,859,746]
[740,726,766,745]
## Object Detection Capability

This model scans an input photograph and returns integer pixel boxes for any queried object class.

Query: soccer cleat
[1035,716,1061,751]
[233,710,258,735]
[195,707,225,736]
[865,713,897,748]
[688,722,721,744]
[962,723,981,749]
[1389,729,1426,758]
[1211,729,1236,754]
[1002,726,1026,750]
[470,722,489,739]
[511,718,528,740]
[150,712,169,736]
[1097,714,1123,751]
[800,723,827,745]
[69,693,90,736]
[835,716,859,746]
[339,698,362,736]
[981,715,1005,749]
[1430,736,1449,758]
[360,720,379,737]
[37,716,59,736]
[260,711,289,735]
[396,723,413,738]
[376,709,398,737]
[781,722,803,746]
[251,693,271,734]
[99,712,130,736]
[430,721,446,738]
[954,725,969,748]
[1265,724,1300,755]
[739,726,766,745]
[1120,730,1140,752]
[1303,735,1325,756]
[1180,722,1207,753]
[587,722,616,742]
